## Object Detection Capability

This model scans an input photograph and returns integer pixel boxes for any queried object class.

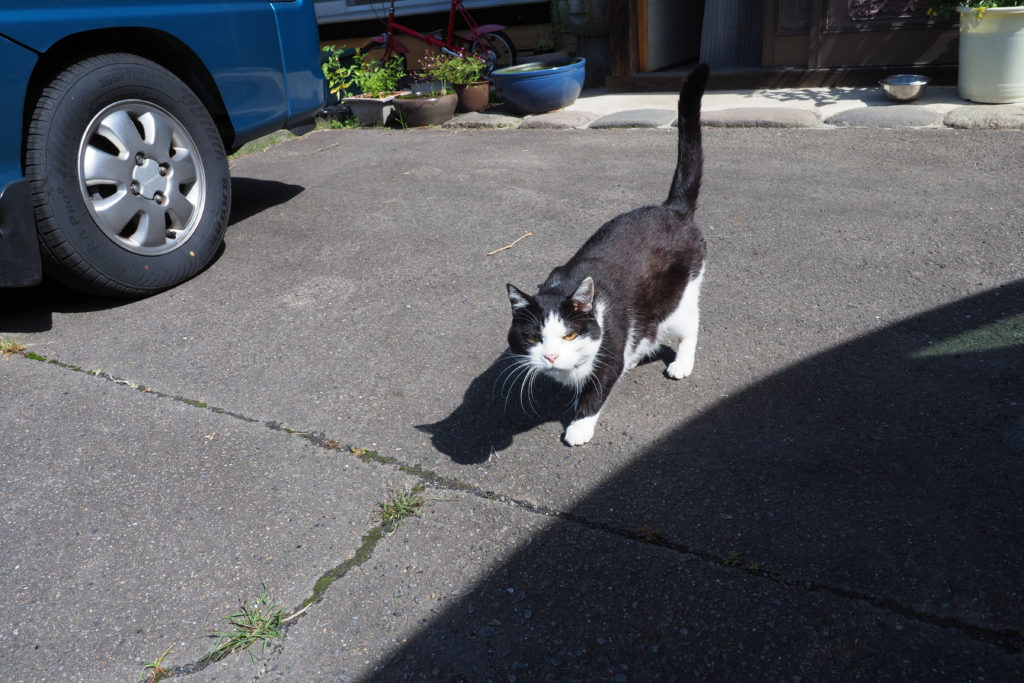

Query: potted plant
[321,46,409,126]
[392,81,458,127]
[420,51,492,113]
[928,2,1024,103]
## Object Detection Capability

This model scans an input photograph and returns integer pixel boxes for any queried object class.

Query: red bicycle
[364,0,517,74]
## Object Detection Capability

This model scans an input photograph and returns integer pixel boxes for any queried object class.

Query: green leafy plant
[378,487,425,529]
[0,337,26,355]
[139,646,172,682]
[927,0,1024,19]
[418,51,488,86]
[321,46,406,98]
[205,584,286,664]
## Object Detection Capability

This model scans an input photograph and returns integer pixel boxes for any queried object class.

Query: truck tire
[25,53,230,297]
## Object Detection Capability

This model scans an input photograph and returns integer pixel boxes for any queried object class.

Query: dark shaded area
[416,353,572,464]
[228,177,304,226]
[0,279,123,333]
[385,282,1024,677]
[418,350,672,464]
[0,178,303,332]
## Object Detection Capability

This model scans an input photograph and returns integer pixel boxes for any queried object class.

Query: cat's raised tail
[665,62,710,212]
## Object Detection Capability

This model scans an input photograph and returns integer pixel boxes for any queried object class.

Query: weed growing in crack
[636,526,667,543]
[378,487,426,530]
[0,338,26,356]
[204,584,285,665]
[303,526,385,609]
[724,551,765,575]
[139,646,172,682]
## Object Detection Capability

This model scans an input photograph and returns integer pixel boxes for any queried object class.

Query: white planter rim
[957,5,1024,14]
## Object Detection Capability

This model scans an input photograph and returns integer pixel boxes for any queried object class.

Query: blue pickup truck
[0,0,324,297]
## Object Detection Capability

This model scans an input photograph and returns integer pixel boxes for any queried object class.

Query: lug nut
[130,182,140,195]
[135,152,146,165]
[153,192,165,205]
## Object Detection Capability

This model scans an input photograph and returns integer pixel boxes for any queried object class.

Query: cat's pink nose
[544,353,558,365]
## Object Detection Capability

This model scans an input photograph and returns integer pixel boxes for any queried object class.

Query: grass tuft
[315,115,358,130]
[0,338,26,356]
[139,646,172,682]
[724,550,765,575]
[229,131,295,159]
[378,487,425,530]
[204,584,285,664]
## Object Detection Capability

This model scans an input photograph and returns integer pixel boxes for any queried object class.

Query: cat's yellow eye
[527,336,539,344]
[563,332,578,341]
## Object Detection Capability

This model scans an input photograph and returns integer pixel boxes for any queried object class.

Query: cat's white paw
[666,339,697,379]
[666,356,694,379]
[564,415,599,446]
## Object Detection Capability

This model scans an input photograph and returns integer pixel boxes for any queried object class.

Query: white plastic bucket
[958,6,1024,103]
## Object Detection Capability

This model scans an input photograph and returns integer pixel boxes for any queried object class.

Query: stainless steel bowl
[880,74,930,102]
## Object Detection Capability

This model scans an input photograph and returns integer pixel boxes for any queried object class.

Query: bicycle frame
[369,0,506,58]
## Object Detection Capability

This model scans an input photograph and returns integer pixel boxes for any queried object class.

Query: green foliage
[378,487,426,529]
[321,46,406,98]
[316,115,358,130]
[204,584,286,664]
[0,337,26,355]
[139,647,172,683]
[927,0,1024,19]
[419,51,489,86]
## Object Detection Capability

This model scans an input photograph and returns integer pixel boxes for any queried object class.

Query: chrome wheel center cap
[133,158,165,199]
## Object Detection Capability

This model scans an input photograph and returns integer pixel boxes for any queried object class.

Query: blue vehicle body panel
[0,36,41,286]
[0,0,324,147]
[0,35,36,196]
[271,0,327,128]
[0,0,324,288]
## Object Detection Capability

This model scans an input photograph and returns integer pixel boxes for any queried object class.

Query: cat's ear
[571,277,595,313]
[507,284,533,312]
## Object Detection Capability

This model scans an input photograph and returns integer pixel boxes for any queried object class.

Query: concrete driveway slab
[0,355,416,681]
[199,492,1022,681]
[2,126,1023,677]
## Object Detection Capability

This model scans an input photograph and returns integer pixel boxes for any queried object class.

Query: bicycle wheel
[470,31,516,74]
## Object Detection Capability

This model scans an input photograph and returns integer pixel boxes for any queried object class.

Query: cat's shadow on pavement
[416,352,574,464]
[417,350,672,464]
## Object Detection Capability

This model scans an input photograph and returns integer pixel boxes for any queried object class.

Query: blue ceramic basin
[491,58,586,115]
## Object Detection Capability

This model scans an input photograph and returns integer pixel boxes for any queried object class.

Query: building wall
[699,0,764,68]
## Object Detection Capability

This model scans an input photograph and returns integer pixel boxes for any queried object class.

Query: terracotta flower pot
[454,81,491,113]
[392,92,458,127]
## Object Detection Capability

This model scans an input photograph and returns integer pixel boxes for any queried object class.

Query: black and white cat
[505,63,710,446]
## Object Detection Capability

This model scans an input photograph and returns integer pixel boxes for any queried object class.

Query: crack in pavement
[14,350,1024,674]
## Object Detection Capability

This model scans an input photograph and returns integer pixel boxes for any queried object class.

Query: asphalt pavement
[1,100,1023,681]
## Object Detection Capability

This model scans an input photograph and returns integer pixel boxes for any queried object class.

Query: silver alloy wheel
[78,100,206,256]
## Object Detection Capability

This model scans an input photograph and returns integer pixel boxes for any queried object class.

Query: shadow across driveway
[383,281,1024,678]
[0,177,304,332]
